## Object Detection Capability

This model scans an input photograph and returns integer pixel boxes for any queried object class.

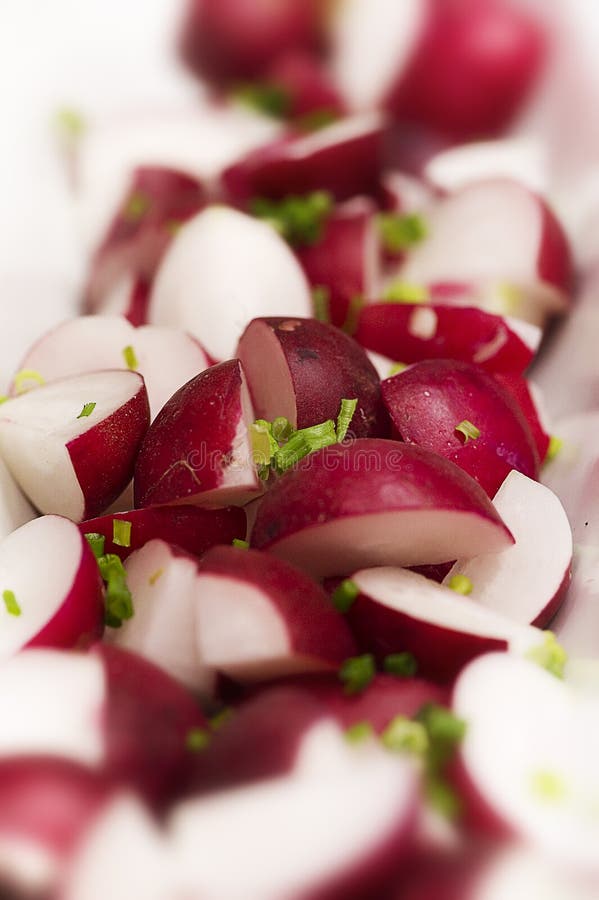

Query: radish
[236,316,387,436]
[380,170,434,215]
[424,139,548,196]
[13,315,210,420]
[492,373,550,463]
[348,567,540,682]
[444,472,572,628]
[263,51,346,122]
[0,456,36,541]
[147,206,312,361]
[251,440,513,577]
[396,180,573,323]
[0,371,149,521]
[381,360,539,497]
[79,504,246,562]
[195,545,357,682]
[221,112,388,206]
[356,304,541,375]
[95,275,151,326]
[134,359,262,509]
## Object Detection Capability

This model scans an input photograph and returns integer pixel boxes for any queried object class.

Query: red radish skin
[236,316,387,436]
[493,374,550,463]
[252,440,513,577]
[134,360,262,509]
[356,304,539,375]
[195,546,357,681]
[264,51,346,121]
[381,360,540,497]
[79,505,246,562]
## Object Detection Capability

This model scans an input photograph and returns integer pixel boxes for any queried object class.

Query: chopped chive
[425,775,463,819]
[546,435,563,462]
[416,704,467,767]
[0,396,8,405]
[233,82,291,119]
[84,532,105,560]
[295,108,339,133]
[271,417,293,443]
[165,219,183,237]
[250,192,333,246]
[526,631,568,680]
[13,369,45,395]
[54,107,86,139]
[336,398,358,443]
[77,402,96,419]
[382,716,429,756]
[383,282,429,304]
[331,579,359,614]
[345,721,374,744]
[209,707,233,731]
[448,574,473,596]
[312,285,331,323]
[2,590,21,617]
[149,568,164,586]
[377,212,428,254]
[232,538,249,550]
[341,294,363,335]
[339,654,376,695]
[274,419,337,472]
[383,652,418,678]
[112,519,132,548]
[530,769,567,804]
[122,345,138,370]
[388,362,408,377]
[98,553,134,626]
[186,727,211,752]
[123,191,150,223]
[454,420,481,443]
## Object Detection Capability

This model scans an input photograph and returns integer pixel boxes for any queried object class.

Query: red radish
[13,315,210,420]
[348,567,538,682]
[252,440,513,577]
[85,166,205,313]
[295,197,382,328]
[424,138,548,196]
[445,472,571,629]
[356,304,540,375]
[264,51,346,121]
[195,546,357,682]
[108,540,216,694]
[95,275,151,326]
[79,505,246,562]
[492,374,550,463]
[0,516,103,658]
[396,180,573,321]
[236,316,387,436]
[0,456,36,541]
[148,206,312,361]
[179,0,324,83]
[381,359,540,497]
[0,371,150,521]
[134,359,261,509]
[221,112,388,206]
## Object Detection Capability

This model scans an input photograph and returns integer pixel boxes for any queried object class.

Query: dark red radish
[397,180,572,322]
[356,304,540,375]
[295,197,381,328]
[79,505,246,562]
[252,440,513,577]
[424,138,548,196]
[148,206,312,361]
[381,360,540,497]
[134,360,262,509]
[445,472,571,629]
[221,113,388,206]
[13,315,210,420]
[0,371,150,521]
[264,51,346,121]
[0,456,36,541]
[236,316,387,436]
[348,567,538,682]
[493,374,550,462]
[195,546,357,682]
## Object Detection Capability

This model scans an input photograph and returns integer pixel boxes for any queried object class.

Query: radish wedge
[0,371,150,521]
[251,440,513,577]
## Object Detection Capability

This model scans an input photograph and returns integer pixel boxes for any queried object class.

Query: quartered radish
[251,440,513,577]
[0,456,36,541]
[195,546,357,682]
[148,206,312,361]
[0,371,150,521]
[134,359,262,509]
[424,139,548,196]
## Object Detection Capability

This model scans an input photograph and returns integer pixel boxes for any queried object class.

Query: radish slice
[349,567,538,681]
[148,206,312,361]
[445,472,572,628]
[424,139,548,196]
[0,371,150,521]
[252,440,513,577]
[0,456,36,541]
[195,546,357,681]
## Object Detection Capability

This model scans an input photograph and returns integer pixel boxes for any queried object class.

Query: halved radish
[424,139,548,196]
[79,505,246,562]
[107,540,215,694]
[263,51,346,121]
[251,440,513,577]
[221,112,388,206]
[147,206,312,361]
[134,359,261,509]
[195,546,357,682]
[356,304,540,374]
[444,472,571,629]
[397,180,573,321]
[348,567,538,682]
[0,371,150,521]
[236,316,387,436]
[0,456,36,541]
[381,360,539,497]
[492,373,550,463]
[13,315,210,419]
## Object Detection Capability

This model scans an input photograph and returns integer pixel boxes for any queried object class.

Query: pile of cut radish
[5,1,599,898]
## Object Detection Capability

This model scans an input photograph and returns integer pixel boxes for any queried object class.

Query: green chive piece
[454,420,481,443]
[250,420,279,470]
[416,703,467,768]
[383,652,418,678]
[377,212,428,254]
[2,590,21,617]
[383,281,429,304]
[341,294,363,335]
[546,435,563,462]
[123,191,150,223]
[526,631,568,680]
[233,82,291,119]
[112,519,132,548]
[77,402,96,419]
[530,769,567,804]
[98,554,134,627]
[209,708,233,731]
[448,574,473,596]
[382,716,429,756]
[274,420,337,473]
[345,721,374,744]
[425,775,463,819]
[331,579,359,614]
[295,108,339,133]
[122,345,138,370]
[0,396,8,405]
[232,539,250,550]
[13,369,45,395]
[149,568,164,586]
[388,362,408,377]
[186,727,211,752]
[250,191,333,246]
[55,107,87,139]
[336,398,358,443]
[339,654,376,695]
[271,417,293,443]
[84,533,105,560]
[312,285,331,323]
